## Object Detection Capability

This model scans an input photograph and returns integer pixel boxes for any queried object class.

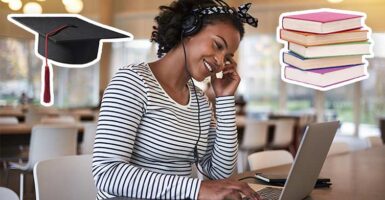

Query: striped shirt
[92,63,238,199]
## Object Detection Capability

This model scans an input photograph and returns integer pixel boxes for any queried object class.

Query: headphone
[181,12,202,37]
[179,0,240,180]
[180,0,234,37]
[180,7,215,180]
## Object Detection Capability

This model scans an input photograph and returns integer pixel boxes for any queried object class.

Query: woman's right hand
[198,179,261,200]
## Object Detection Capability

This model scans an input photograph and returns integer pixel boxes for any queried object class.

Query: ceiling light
[64,0,83,13]
[62,0,72,5]
[23,2,43,14]
[8,0,22,11]
[327,0,344,3]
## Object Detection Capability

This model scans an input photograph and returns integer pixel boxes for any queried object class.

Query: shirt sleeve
[92,67,201,200]
[199,95,238,179]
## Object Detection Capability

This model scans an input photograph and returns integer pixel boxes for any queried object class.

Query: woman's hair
[151,0,245,58]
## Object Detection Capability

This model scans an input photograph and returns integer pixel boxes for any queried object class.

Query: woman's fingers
[225,56,237,68]
[224,181,261,200]
[198,180,261,200]
[224,190,242,200]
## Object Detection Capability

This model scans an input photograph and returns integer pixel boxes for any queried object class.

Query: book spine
[282,51,287,64]
[282,17,287,30]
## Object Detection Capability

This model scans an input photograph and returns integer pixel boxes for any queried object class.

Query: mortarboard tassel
[43,24,73,104]
[43,63,50,103]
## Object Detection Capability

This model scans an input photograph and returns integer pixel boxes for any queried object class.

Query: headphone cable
[181,40,212,180]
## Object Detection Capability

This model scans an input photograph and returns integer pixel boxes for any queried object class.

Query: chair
[0,117,21,169]
[33,155,97,200]
[248,150,294,171]
[268,119,296,152]
[40,115,76,124]
[366,136,383,148]
[71,109,95,122]
[0,116,19,124]
[0,187,19,200]
[24,107,44,124]
[327,142,351,157]
[79,122,97,154]
[9,124,78,200]
[238,120,270,173]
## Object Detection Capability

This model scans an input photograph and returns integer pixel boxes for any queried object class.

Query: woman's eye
[214,41,223,50]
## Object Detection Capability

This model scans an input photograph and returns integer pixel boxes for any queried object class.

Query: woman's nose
[214,55,225,67]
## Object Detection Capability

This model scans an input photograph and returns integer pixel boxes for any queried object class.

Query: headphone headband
[192,3,258,27]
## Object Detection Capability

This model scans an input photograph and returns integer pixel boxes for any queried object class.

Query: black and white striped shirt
[92,63,238,199]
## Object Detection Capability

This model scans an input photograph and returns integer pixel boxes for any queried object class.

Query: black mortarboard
[7,14,133,106]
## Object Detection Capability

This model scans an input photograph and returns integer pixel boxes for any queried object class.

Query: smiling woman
[92,0,259,199]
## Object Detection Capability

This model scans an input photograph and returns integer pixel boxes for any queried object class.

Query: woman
[92,0,260,199]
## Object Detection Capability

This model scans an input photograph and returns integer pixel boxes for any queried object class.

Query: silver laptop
[255,121,340,200]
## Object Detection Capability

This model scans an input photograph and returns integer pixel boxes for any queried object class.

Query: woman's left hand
[211,57,241,97]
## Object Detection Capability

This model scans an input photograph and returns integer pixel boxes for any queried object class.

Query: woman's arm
[198,95,238,179]
[92,68,201,199]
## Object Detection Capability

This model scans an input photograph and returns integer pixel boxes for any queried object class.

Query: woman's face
[184,22,241,81]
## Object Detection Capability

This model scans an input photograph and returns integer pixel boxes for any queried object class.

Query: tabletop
[234,146,385,200]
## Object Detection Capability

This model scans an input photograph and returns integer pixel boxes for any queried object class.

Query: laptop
[251,121,340,200]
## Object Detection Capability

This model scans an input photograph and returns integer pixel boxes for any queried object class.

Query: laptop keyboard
[243,187,283,200]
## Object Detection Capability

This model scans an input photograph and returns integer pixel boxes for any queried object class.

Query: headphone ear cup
[182,13,202,37]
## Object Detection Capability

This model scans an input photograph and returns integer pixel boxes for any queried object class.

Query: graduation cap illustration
[7,14,133,106]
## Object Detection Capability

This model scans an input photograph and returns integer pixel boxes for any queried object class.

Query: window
[0,38,37,105]
[361,33,385,125]
[54,64,100,108]
[324,33,385,136]
[287,84,315,112]
[110,39,156,78]
[0,37,99,108]
[238,34,316,114]
[325,83,354,122]
[238,34,281,113]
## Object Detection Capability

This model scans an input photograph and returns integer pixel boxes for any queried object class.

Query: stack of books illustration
[278,9,372,90]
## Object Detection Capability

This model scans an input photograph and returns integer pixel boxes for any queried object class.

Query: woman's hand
[198,179,261,200]
[211,57,241,97]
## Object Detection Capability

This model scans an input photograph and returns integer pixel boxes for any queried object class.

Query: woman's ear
[183,36,193,43]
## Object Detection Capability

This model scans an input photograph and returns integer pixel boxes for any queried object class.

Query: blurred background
[0,0,384,137]
[0,1,384,199]
[0,0,385,136]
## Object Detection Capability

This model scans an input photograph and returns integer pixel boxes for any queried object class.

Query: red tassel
[42,24,71,105]
[43,65,51,103]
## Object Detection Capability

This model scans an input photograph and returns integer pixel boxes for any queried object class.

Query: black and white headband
[192,3,258,27]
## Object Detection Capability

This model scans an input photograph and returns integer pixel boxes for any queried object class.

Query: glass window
[238,34,281,114]
[287,84,316,112]
[54,64,100,108]
[0,37,99,108]
[0,38,37,105]
[110,39,156,78]
[325,84,355,122]
[324,33,385,137]
[361,33,385,125]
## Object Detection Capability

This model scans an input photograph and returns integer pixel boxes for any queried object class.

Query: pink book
[282,10,363,34]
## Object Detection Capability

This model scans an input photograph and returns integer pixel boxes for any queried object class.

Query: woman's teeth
[204,61,213,72]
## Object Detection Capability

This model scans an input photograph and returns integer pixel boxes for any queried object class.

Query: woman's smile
[203,59,216,73]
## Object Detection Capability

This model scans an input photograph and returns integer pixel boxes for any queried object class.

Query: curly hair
[151,0,245,58]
